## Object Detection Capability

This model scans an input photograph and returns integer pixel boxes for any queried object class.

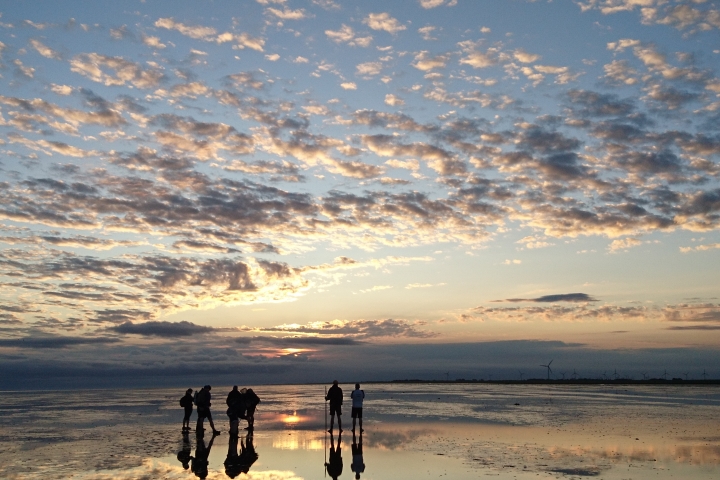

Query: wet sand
[0,384,718,479]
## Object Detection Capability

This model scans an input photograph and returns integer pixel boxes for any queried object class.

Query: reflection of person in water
[177,430,192,470]
[238,431,258,474]
[224,432,242,478]
[325,432,343,479]
[351,430,365,479]
[191,429,218,479]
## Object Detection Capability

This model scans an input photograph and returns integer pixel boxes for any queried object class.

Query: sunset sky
[1,0,719,387]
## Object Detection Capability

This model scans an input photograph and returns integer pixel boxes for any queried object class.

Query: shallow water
[0,384,719,479]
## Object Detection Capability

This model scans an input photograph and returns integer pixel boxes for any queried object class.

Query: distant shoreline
[389,378,720,385]
[2,378,720,392]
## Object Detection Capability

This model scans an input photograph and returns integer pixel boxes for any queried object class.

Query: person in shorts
[325,380,343,433]
[349,383,365,433]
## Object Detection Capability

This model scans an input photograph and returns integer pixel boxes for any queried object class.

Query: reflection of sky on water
[0,384,719,479]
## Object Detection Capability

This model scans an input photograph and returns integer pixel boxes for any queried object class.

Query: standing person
[180,388,194,432]
[226,385,242,436]
[325,380,343,433]
[350,383,365,433]
[245,388,261,430]
[195,385,221,435]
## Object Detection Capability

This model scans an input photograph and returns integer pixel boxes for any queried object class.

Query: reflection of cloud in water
[674,445,720,466]
[364,429,425,450]
[70,459,304,480]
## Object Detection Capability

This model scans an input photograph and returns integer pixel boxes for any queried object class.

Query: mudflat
[0,383,718,479]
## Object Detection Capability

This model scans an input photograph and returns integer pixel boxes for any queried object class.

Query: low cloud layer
[494,293,599,303]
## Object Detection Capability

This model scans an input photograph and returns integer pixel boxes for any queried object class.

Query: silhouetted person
[350,383,365,433]
[224,431,242,478]
[325,380,343,433]
[226,385,243,435]
[238,431,258,474]
[177,430,192,470]
[325,431,343,479]
[191,429,217,479]
[351,430,365,479]
[180,388,194,432]
[245,388,261,430]
[195,385,221,435]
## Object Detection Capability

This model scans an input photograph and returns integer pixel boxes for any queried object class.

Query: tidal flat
[0,383,718,479]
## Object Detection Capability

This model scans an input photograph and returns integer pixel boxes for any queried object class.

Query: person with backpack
[325,380,343,433]
[226,385,245,436]
[195,385,221,435]
[180,388,194,432]
[245,388,260,430]
[350,383,365,433]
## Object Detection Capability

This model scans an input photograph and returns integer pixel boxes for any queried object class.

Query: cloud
[680,243,720,253]
[154,17,217,39]
[405,282,445,289]
[29,39,61,59]
[384,94,404,106]
[110,320,215,337]
[266,7,307,20]
[363,13,406,34]
[513,48,540,63]
[494,293,599,303]
[418,26,437,41]
[0,336,120,349]
[609,237,643,252]
[340,82,357,90]
[142,35,166,49]
[244,335,362,346]
[359,285,393,293]
[412,51,449,71]
[260,318,437,339]
[155,18,264,51]
[325,24,372,47]
[70,53,165,89]
[356,61,383,76]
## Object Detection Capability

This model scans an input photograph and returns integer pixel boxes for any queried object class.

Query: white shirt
[350,389,364,408]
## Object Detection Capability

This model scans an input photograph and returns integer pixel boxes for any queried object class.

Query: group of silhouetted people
[180,385,261,436]
[177,385,261,479]
[176,381,368,479]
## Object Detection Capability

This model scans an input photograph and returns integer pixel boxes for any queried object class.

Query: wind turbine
[518,370,525,381]
[613,369,619,380]
[559,371,566,380]
[702,369,708,381]
[572,369,579,380]
[540,360,553,380]
[662,369,669,380]
[683,372,689,381]
[641,372,648,380]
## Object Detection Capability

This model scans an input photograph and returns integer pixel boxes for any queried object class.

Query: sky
[1,0,719,388]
